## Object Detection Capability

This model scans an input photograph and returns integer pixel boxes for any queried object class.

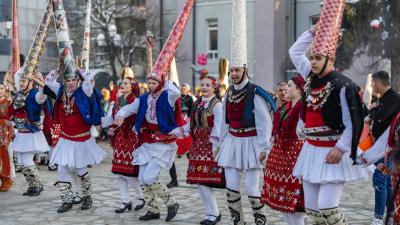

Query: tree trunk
[391,57,400,92]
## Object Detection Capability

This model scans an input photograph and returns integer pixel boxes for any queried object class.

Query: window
[206,18,218,60]
[0,39,10,55]
[0,0,11,22]
[131,0,145,7]
[310,15,320,26]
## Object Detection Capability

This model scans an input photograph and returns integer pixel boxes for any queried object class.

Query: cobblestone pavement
[0,141,375,225]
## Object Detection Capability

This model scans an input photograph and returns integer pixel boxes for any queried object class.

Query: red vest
[226,100,257,137]
[58,102,91,142]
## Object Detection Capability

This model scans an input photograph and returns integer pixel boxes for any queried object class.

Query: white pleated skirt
[292,141,370,184]
[132,142,177,169]
[11,131,50,153]
[216,134,263,170]
[50,137,107,168]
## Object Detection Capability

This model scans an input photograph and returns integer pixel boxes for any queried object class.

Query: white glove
[45,69,59,84]
[169,127,185,138]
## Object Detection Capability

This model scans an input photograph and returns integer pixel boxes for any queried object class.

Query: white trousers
[17,152,35,167]
[282,212,305,225]
[138,160,162,185]
[114,174,144,204]
[303,181,345,210]
[58,165,88,182]
[224,167,261,197]
[198,185,220,220]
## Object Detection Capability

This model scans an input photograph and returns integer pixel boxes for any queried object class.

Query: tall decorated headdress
[219,58,229,90]
[15,0,53,86]
[120,66,135,79]
[230,0,247,68]
[168,57,180,87]
[81,0,91,73]
[52,0,78,80]
[146,31,154,75]
[148,0,194,87]
[311,0,345,62]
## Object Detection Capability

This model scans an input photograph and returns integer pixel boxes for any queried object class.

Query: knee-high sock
[198,185,219,219]
[320,208,347,225]
[305,209,326,225]
[69,170,82,196]
[23,165,42,188]
[141,184,160,214]
[150,182,176,206]
[227,188,245,225]
[57,181,74,203]
[78,171,92,197]
[248,196,267,225]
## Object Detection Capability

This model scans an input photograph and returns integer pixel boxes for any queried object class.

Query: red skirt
[110,126,139,177]
[393,172,400,224]
[187,128,225,188]
[261,138,305,213]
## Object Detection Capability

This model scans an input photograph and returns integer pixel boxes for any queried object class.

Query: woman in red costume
[102,76,144,213]
[261,75,306,225]
[185,75,225,225]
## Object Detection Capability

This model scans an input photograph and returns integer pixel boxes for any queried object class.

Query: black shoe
[115,202,132,213]
[48,164,58,171]
[57,202,73,213]
[134,199,145,211]
[204,214,222,225]
[139,211,161,221]
[165,203,179,222]
[167,180,179,189]
[72,195,82,204]
[200,219,207,225]
[81,196,93,210]
[29,186,43,196]
[22,187,34,196]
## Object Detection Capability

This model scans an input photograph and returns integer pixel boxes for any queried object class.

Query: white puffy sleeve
[35,88,47,104]
[255,94,273,153]
[358,127,389,165]
[101,102,115,128]
[165,80,180,107]
[218,97,229,148]
[335,87,352,153]
[81,72,95,97]
[210,101,223,149]
[289,30,313,78]
[115,98,140,119]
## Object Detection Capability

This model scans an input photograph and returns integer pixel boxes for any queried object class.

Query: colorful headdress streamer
[148,0,194,83]
[81,0,91,73]
[311,0,345,61]
[17,0,53,81]
[230,0,247,68]
[52,0,78,80]
[219,58,229,91]
[11,0,20,79]
[146,31,154,75]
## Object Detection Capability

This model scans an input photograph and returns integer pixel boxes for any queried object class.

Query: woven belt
[306,134,341,141]
[61,131,91,139]
[303,126,333,134]
[229,127,256,133]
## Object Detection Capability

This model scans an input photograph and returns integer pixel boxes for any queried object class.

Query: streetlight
[0,20,12,38]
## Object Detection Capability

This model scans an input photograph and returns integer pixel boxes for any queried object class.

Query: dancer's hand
[212,147,220,158]
[259,152,267,163]
[326,148,343,164]
[114,117,124,127]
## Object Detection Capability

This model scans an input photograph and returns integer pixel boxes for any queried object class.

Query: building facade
[163,0,322,90]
